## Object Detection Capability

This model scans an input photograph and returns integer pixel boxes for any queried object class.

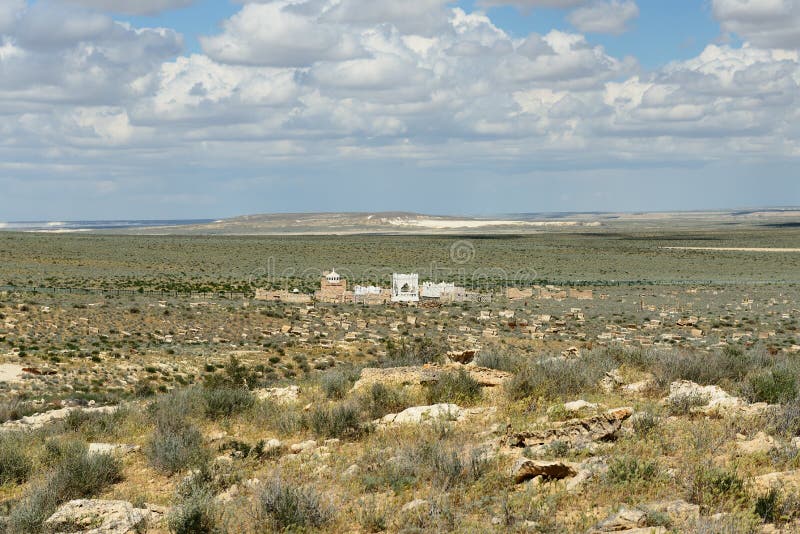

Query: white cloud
[712,0,800,49]
[200,2,364,67]
[567,0,639,34]
[60,0,196,16]
[1,0,800,207]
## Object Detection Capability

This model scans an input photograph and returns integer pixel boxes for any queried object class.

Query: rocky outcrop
[43,499,165,534]
[511,459,577,484]
[374,404,493,427]
[253,385,300,403]
[505,407,633,449]
[87,443,139,457]
[352,364,511,391]
[1,406,116,432]
[663,380,773,417]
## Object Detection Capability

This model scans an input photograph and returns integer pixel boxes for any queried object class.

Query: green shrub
[0,398,39,424]
[146,419,207,474]
[308,402,364,439]
[744,368,797,404]
[666,392,707,416]
[687,465,747,510]
[320,368,358,400]
[606,456,659,485]
[8,442,122,533]
[168,487,217,534]
[769,397,800,437]
[474,351,522,373]
[201,387,254,419]
[506,355,615,401]
[257,477,333,531]
[359,383,410,419]
[382,338,446,367]
[425,370,482,406]
[0,434,32,485]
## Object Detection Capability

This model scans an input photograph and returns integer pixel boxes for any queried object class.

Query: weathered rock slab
[43,499,165,534]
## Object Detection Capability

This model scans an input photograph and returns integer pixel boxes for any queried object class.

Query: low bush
[0,398,39,424]
[474,351,523,373]
[168,486,217,534]
[201,387,254,419]
[743,367,798,404]
[146,419,207,474]
[686,465,748,511]
[666,392,708,416]
[358,383,410,419]
[506,354,615,401]
[319,367,359,400]
[8,441,122,533]
[0,434,32,485]
[307,402,364,439]
[606,456,659,485]
[425,370,482,406]
[256,476,333,531]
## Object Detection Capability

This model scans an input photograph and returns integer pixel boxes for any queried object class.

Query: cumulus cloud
[712,0,800,49]
[60,0,196,16]
[1,0,800,213]
[567,0,639,34]
[200,2,364,67]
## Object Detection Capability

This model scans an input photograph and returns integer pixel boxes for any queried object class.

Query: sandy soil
[662,247,800,252]
[0,363,24,383]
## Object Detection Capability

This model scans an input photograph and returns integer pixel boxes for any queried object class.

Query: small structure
[391,273,419,303]
[315,269,351,303]
[354,285,390,305]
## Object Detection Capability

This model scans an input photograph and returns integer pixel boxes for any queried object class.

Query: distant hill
[89,208,800,235]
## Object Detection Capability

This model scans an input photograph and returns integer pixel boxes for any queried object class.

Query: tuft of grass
[8,441,122,533]
[425,370,482,406]
[606,456,660,485]
[506,354,615,401]
[146,419,207,475]
[319,367,359,400]
[307,402,365,439]
[200,386,254,420]
[358,383,410,420]
[0,434,33,486]
[743,367,797,404]
[256,476,334,531]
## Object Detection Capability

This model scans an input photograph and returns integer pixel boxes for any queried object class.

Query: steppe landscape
[1,213,799,533]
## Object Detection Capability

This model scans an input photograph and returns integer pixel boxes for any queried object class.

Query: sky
[1,0,799,220]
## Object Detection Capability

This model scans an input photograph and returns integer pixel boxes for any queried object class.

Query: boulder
[506,407,634,449]
[753,470,800,493]
[1,406,117,432]
[87,443,139,457]
[663,380,773,417]
[43,499,165,534]
[735,432,776,455]
[511,458,577,484]
[376,404,463,426]
[254,385,300,403]
[590,506,647,532]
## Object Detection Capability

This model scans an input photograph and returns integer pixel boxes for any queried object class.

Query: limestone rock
[376,404,463,426]
[1,406,117,432]
[664,380,773,417]
[87,443,139,457]
[506,407,634,449]
[735,432,776,455]
[289,440,317,454]
[753,470,800,493]
[254,385,300,403]
[43,499,165,534]
[511,458,577,484]
[590,506,647,532]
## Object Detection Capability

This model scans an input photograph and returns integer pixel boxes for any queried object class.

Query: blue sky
[1,0,798,219]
